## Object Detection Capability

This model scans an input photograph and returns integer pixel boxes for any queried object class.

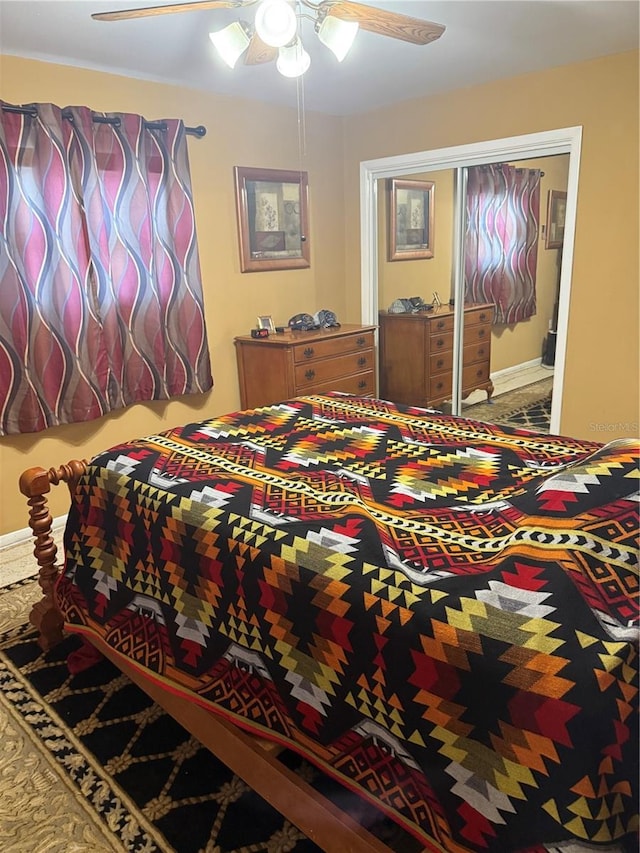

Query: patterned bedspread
[56,394,639,852]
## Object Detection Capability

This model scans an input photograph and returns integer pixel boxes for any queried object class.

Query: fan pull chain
[295,21,307,244]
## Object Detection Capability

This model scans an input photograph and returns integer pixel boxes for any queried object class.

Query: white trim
[490,357,542,381]
[0,514,67,551]
[360,126,582,436]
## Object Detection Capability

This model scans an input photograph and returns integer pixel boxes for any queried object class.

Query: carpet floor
[0,578,420,853]
[462,377,553,433]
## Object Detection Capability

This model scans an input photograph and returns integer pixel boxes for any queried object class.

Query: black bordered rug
[498,393,552,432]
[463,378,553,433]
[0,578,419,853]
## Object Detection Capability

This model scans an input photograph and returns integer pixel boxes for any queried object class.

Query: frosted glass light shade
[209,22,251,68]
[276,39,311,77]
[254,0,297,48]
[317,15,358,61]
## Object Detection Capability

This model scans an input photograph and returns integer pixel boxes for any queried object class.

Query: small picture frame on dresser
[257,315,276,332]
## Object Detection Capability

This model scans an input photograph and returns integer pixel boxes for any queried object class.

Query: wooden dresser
[379,303,494,408]
[235,324,377,409]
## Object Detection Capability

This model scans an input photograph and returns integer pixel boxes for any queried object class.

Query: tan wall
[0,55,346,534]
[343,50,639,440]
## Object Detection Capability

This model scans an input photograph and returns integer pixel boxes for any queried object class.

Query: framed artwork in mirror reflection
[545,189,567,250]
[388,178,435,261]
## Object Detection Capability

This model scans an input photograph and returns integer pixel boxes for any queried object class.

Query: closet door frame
[359,126,583,434]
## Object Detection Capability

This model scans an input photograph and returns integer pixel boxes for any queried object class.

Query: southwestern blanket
[56,394,639,852]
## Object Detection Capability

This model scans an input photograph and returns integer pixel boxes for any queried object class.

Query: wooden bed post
[19,460,87,651]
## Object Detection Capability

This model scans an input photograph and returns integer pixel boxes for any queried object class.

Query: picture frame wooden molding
[545,189,567,249]
[234,166,310,272]
[388,178,435,261]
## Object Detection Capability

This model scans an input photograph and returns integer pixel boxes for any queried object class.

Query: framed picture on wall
[234,166,310,272]
[388,178,435,261]
[545,189,567,249]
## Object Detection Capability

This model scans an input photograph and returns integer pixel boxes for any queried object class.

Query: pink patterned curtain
[464,164,541,325]
[0,101,212,435]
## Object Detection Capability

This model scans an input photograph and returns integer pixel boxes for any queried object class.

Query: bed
[19,393,639,853]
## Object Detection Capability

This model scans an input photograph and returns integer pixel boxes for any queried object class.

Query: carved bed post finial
[19,460,87,651]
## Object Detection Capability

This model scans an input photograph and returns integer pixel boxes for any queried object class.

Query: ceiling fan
[92,1,446,78]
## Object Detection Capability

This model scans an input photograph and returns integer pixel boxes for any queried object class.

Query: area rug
[0,578,418,853]
[463,377,553,433]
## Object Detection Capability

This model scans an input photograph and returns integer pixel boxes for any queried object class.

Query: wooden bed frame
[19,462,397,853]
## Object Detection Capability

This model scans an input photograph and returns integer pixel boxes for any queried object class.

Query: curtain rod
[476,163,545,177]
[1,104,206,138]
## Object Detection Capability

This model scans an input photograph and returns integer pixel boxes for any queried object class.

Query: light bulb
[317,16,358,62]
[254,0,297,48]
[276,39,311,78]
[209,22,251,68]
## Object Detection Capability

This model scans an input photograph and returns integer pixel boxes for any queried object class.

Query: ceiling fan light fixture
[254,0,297,48]
[209,21,251,68]
[316,16,359,62]
[276,39,311,78]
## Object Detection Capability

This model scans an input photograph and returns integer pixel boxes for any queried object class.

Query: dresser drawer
[430,361,492,402]
[465,306,493,326]
[294,349,374,388]
[464,324,490,346]
[430,350,453,375]
[464,340,490,365]
[429,331,453,353]
[311,370,376,397]
[293,331,374,364]
[430,315,454,335]
[429,339,491,375]
[429,373,453,400]
[462,361,491,390]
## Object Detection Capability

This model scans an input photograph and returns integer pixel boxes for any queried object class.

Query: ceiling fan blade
[319,1,445,45]
[91,1,242,22]
[244,34,278,65]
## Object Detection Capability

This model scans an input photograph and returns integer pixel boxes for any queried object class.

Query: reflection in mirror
[387,178,434,261]
[376,155,569,435]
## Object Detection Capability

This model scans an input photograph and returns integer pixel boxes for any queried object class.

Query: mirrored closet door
[363,128,581,435]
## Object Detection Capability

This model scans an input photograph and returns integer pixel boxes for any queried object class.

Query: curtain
[464,163,541,325]
[0,101,212,436]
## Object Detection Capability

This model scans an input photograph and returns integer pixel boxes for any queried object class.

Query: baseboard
[490,357,542,381]
[0,515,68,551]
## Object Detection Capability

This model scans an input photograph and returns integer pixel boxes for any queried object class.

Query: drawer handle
[477,347,486,357]
[479,313,487,322]
[303,347,315,359]
[477,369,483,378]
[358,379,367,390]
[357,356,367,367]
[436,358,444,369]
[305,369,316,381]
[478,328,486,338]
[356,337,366,347]
[436,320,445,330]
[435,338,445,348]
[436,381,444,391]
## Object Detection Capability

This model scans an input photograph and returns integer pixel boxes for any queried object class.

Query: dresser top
[235,323,377,346]
[379,302,494,320]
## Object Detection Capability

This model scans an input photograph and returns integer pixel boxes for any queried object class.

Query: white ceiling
[1,0,638,116]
